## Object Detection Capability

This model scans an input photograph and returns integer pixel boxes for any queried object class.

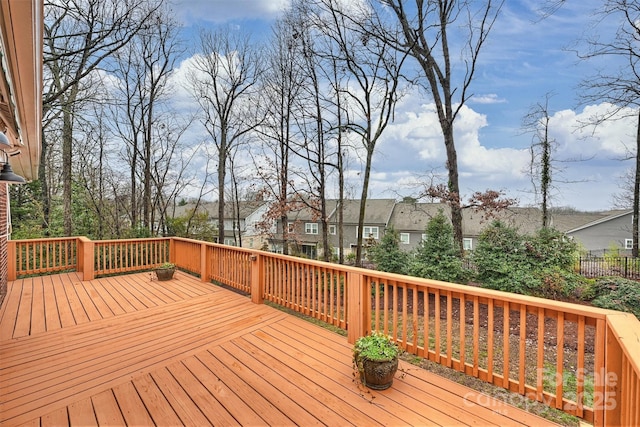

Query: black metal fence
[576,256,640,280]
[462,256,640,280]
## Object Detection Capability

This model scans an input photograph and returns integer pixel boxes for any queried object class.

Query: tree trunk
[443,122,463,255]
[633,110,640,258]
[62,107,73,236]
[355,146,374,267]
[218,141,226,244]
[39,127,50,235]
[131,136,138,230]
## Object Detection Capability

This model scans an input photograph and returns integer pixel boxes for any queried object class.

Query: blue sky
[170,0,634,212]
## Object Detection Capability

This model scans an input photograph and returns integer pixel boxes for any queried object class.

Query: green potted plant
[353,331,401,390]
[154,262,176,281]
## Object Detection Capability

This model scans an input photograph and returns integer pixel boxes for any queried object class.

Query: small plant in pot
[154,262,176,281]
[353,331,400,390]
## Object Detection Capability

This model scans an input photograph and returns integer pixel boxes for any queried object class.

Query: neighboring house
[172,200,268,246]
[562,210,635,256]
[268,198,396,258]
[171,197,636,259]
[0,1,43,305]
[326,199,396,255]
[242,202,273,251]
[269,200,340,258]
[388,202,543,252]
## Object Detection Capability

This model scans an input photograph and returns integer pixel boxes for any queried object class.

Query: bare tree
[522,94,556,227]
[110,3,183,232]
[612,168,634,209]
[311,0,406,266]
[43,0,162,236]
[188,28,263,244]
[253,14,306,255]
[578,0,640,257]
[379,0,504,255]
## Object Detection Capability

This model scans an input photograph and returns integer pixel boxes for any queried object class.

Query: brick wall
[0,183,7,308]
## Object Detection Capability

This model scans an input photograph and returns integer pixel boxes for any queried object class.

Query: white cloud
[365,91,636,211]
[173,0,290,24]
[470,94,507,104]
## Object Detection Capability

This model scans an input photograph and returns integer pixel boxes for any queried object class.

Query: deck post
[7,240,15,281]
[169,238,176,264]
[347,270,369,345]
[250,252,264,304]
[603,318,621,427]
[77,237,95,281]
[200,242,209,282]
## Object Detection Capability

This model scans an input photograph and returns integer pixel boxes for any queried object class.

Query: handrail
[6,236,639,426]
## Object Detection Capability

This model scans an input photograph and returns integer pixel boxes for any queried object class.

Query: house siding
[568,213,634,255]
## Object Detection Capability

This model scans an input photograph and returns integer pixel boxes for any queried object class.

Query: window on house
[329,225,337,235]
[463,238,473,251]
[305,223,319,235]
[625,239,633,249]
[287,222,295,233]
[361,226,379,239]
[400,233,410,245]
[421,233,427,242]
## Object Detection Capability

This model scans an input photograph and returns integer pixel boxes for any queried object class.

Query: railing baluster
[519,305,526,395]
[487,299,494,383]
[556,311,565,409]
[503,301,510,389]
[459,294,466,372]
[537,307,545,402]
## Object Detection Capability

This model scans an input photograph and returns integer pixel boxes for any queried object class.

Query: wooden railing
[8,237,77,278]
[6,236,640,426]
[93,238,170,276]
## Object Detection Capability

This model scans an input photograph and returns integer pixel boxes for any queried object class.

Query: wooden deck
[0,272,557,426]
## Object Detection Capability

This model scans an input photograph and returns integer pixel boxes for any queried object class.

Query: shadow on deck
[0,272,556,426]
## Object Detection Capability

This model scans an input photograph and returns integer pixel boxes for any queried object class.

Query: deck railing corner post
[7,239,15,281]
[250,252,264,304]
[77,236,95,281]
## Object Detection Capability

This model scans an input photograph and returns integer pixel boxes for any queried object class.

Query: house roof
[564,210,632,233]
[173,201,267,220]
[547,210,624,232]
[286,200,340,222]
[328,199,396,225]
[389,203,544,236]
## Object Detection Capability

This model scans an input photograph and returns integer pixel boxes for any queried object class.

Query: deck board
[0,272,558,426]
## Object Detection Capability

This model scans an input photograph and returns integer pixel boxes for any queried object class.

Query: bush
[409,210,466,283]
[473,221,583,298]
[591,277,640,319]
[532,266,589,300]
[473,221,532,293]
[368,227,408,274]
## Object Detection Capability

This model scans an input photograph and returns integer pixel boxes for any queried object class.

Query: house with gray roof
[170,198,635,258]
[171,200,268,246]
[326,199,396,253]
[388,202,543,251]
[562,210,634,255]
